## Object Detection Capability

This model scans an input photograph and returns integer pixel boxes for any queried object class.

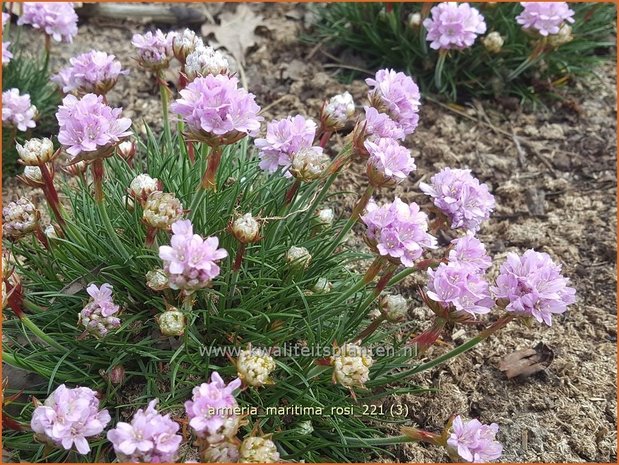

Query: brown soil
[4,3,617,463]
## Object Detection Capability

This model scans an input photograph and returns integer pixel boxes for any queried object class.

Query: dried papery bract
[239,436,280,463]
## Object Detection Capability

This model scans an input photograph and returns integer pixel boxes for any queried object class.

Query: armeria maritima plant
[2,18,577,464]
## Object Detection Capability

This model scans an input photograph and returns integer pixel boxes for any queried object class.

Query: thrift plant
[313,2,615,102]
[2,17,578,464]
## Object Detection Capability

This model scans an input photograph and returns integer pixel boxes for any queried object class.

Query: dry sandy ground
[3,3,617,463]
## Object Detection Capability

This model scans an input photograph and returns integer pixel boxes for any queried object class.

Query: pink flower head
[131,29,174,70]
[56,93,132,161]
[2,12,9,27]
[255,115,318,175]
[185,372,242,442]
[363,106,406,141]
[447,416,503,463]
[423,2,487,50]
[17,3,78,43]
[516,2,575,36]
[419,167,495,232]
[171,74,262,145]
[159,219,228,291]
[427,262,494,316]
[2,89,36,131]
[31,384,111,455]
[366,69,420,135]
[449,232,492,272]
[361,197,436,267]
[53,50,128,95]
[365,137,416,186]
[491,249,576,326]
[80,283,121,338]
[2,41,11,64]
[107,399,182,463]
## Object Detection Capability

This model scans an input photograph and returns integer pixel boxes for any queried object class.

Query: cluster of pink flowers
[107,399,182,463]
[17,2,78,43]
[53,50,127,95]
[2,88,37,131]
[365,137,416,186]
[78,283,121,338]
[170,74,262,144]
[447,416,503,463]
[185,372,242,443]
[449,232,492,272]
[363,106,406,141]
[492,249,576,326]
[30,385,111,455]
[420,167,495,232]
[255,115,320,175]
[516,2,575,37]
[427,262,493,317]
[56,93,132,160]
[159,219,228,291]
[423,2,487,51]
[366,69,421,136]
[131,29,174,70]
[361,197,436,267]
[2,12,11,65]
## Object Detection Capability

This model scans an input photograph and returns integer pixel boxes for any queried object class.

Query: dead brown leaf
[499,342,555,379]
[201,4,266,66]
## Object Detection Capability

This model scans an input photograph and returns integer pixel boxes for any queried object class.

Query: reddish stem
[34,226,49,250]
[232,243,246,272]
[39,164,65,228]
[284,179,301,206]
[411,317,447,355]
[319,130,332,148]
[145,226,158,248]
[351,186,374,221]
[4,280,25,319]
[92,159,105,203]
[201,145,222,191]
[362,256,385,285]
[187,140,196,164]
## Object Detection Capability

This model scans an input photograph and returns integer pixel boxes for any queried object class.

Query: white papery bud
[331,343,373,388]
[129,174,162,205]
[286,246,311,270]
[380,294,409,322]
[2,198,40,239]
[185,45,229,81]
[239,437,280,463]
[323,92,355,129]
[316,208,334,227]
[157,308,185,336]
[408,12,422,27]
[142,192,183,230]
[117,140,136,161]
[237,348,276,387]
[16,138,54,165]
[312,277,333,294]
[201,440,240,463]
[231,213,261,244]
[20,166,44,187]
[146,268,169,291]
[44,224,58,239]
[482,31,504,53]
[549,24,574,47]
[173,28,204,63]
[290,147,330,182]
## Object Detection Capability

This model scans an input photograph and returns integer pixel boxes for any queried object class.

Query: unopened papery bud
[2,198,41,240]
[62,160,88,177]
[16,138,54,166]
[237,348,276,387]
[117,140,136,162]
[286,246,311,270]
[231,213,261,244]
[482,31,504,53]
[122,195,135,212]
[239,437,280,463]
[290,147,330,182]
[380,294,409,322]
[201,440,240,463]
[157,308,185,336]
[185,44,229,81]
[19,166,45,187]
[129,174,162,205]
[173,28,203,63]
[323,92,355,130]
[44,224,58,239]
[143,191,183,230]
[548,24,573,47]
[297,420,314,435]
[146,268,169,291]
[408,12,422,28]
[331,343,373,388]
[316,208,334,227]
[312,277,333,294]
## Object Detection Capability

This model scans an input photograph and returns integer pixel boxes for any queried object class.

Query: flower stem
[410,314,515,375]
[355,314,386,342]
[411,317,447,355]
[331,256,385,307]
[232,243,246,272]
[39,163,66,229]
[158,71,172,147]
[434,50,447,90]
[284,179,302,206]
[507,38,547,81]
[201,144,222,191]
